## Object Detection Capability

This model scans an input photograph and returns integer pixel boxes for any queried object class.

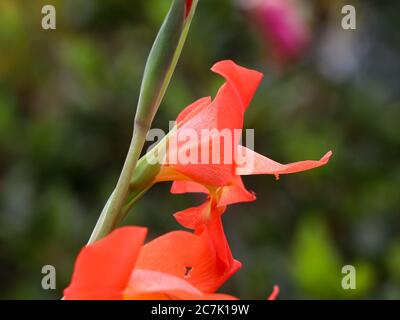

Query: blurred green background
[0,0,399,299]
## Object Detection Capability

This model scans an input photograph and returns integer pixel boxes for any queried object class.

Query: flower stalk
[89,0,199,243]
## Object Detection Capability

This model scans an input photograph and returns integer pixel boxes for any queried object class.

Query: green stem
[88,182,151,244]
[88,126,173,244]
[87,0,199,244]
[88,127,147,243]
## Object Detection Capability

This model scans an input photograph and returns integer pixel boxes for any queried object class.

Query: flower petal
[199,293,238,300]
[162,61,263,187]
[174,200,212,229]
[171,176,255,208]
[171,180,210,194]
[211,60,263,113]
[135,228,240,293]
[267,285,280,300]
[217,175,256,207]
[176,96,212,125]
[237,145,332,178]
[124,269,238,300]
[125,269,202,299]
[201,211,239,272]
[64,227,147,300]
[173,201,241,274]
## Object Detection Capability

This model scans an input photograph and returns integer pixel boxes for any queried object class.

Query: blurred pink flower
[245,0,311,64]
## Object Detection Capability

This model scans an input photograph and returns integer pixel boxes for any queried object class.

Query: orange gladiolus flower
[152,60,331,260]
[157,60,331,186]
[157,60,263,187]
[64,227,241,300]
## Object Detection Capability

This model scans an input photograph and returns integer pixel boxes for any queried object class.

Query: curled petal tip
[210,59,233,71]
[210,60,264,81]
[267,285,280,300]
[210,60,263,112]
[321,150,333,164]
